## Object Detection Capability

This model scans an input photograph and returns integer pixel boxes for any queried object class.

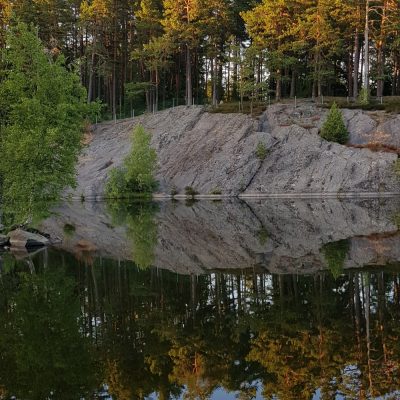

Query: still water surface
[1,198,400,399]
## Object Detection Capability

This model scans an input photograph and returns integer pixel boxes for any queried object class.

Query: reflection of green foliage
[394,213,400,228]
[107,201,159,269]
[257,227,268,245]
[0,253,17,274]
[0,266,98,399]
[256,142,267,160]
[63,223,76,237]
[105,125,158,198]
[185,198,198,207]
[321,239,350,279]
[0,23,95,228]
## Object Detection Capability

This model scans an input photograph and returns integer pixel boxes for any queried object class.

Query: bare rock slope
[74,104,400,199]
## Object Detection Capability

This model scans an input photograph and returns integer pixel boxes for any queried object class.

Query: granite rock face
[71,104,400,199]
[246,125,398,194]
[266,102,400,150]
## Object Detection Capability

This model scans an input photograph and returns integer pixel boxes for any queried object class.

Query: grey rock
[66,104,400,199]
[341,109,377,144]
[264,103,400,150]
[9,229,50,248]
[375,115,400,149]
[245,125,398,194]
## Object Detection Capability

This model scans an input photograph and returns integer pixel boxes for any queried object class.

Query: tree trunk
[346,49,354,97]
[233,39,239,100]
[353,29,360,98]
[393,55,400,95]
[87,35,96,103]
[212,57,217,106]
[363,0,370,92]
[290,69,296,98]
[275,69,281,101]
[186,44,192,106]
[155,69,159,111]
[377,44,385,97]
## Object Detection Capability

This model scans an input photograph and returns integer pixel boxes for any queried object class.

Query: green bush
[394,159,400,177]
[105,168,128,198]
[105,125,157,198]
[358,87,370,105]
[185,186,198,197]
[320,102,349,144]
[210,188,222,195]
[256,142,267,160]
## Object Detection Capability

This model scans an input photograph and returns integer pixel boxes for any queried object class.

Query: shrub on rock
[320,102,349,144]
[105,125,157,198]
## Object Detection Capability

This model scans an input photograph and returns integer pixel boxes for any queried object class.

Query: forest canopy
[1,0,399,117]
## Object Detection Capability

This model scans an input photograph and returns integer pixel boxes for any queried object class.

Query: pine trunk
[186,44,192,106]
[353,29,360,98]
[363,0,370,92]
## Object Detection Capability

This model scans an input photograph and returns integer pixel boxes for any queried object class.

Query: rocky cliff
[73,103,400,199]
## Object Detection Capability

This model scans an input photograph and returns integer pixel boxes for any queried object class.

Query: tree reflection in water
[0,248,400,399]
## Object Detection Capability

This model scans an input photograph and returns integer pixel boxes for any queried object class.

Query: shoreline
[64,191,400,202]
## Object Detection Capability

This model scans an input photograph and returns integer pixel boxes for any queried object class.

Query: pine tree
[320,102,349,144]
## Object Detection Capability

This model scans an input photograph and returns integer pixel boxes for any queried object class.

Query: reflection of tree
[107,200,159,269]
[321,239,350,279]
[2,249,400,399]
[0,262,98,399]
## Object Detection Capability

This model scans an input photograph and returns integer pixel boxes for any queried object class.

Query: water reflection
[41,198,400,274]
[106,201,159,269]
[1,198,400,399]
[1,247,400,399]
[0,254,98,399]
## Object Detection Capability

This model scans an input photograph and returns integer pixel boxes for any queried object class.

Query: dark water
[1,199,400,399]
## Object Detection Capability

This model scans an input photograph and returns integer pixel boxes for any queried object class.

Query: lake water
[1,198,400,399]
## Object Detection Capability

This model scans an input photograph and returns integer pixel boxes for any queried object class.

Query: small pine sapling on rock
[320,102,349,144]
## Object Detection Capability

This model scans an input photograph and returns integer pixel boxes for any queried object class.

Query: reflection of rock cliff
[73,104,399,199]
[41,199,400,274]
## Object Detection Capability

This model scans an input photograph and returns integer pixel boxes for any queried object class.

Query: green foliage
[209,188,222,195]
[184,186,198,197]
[0,22,93,227]
[358,87,370,106]
[105,125,157,198]
[256,142,267,160]
[105,168,128,199]
[170,186,178,196]
[321,239,350,279]
[394,159,400,177]
[320,102,349,144]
